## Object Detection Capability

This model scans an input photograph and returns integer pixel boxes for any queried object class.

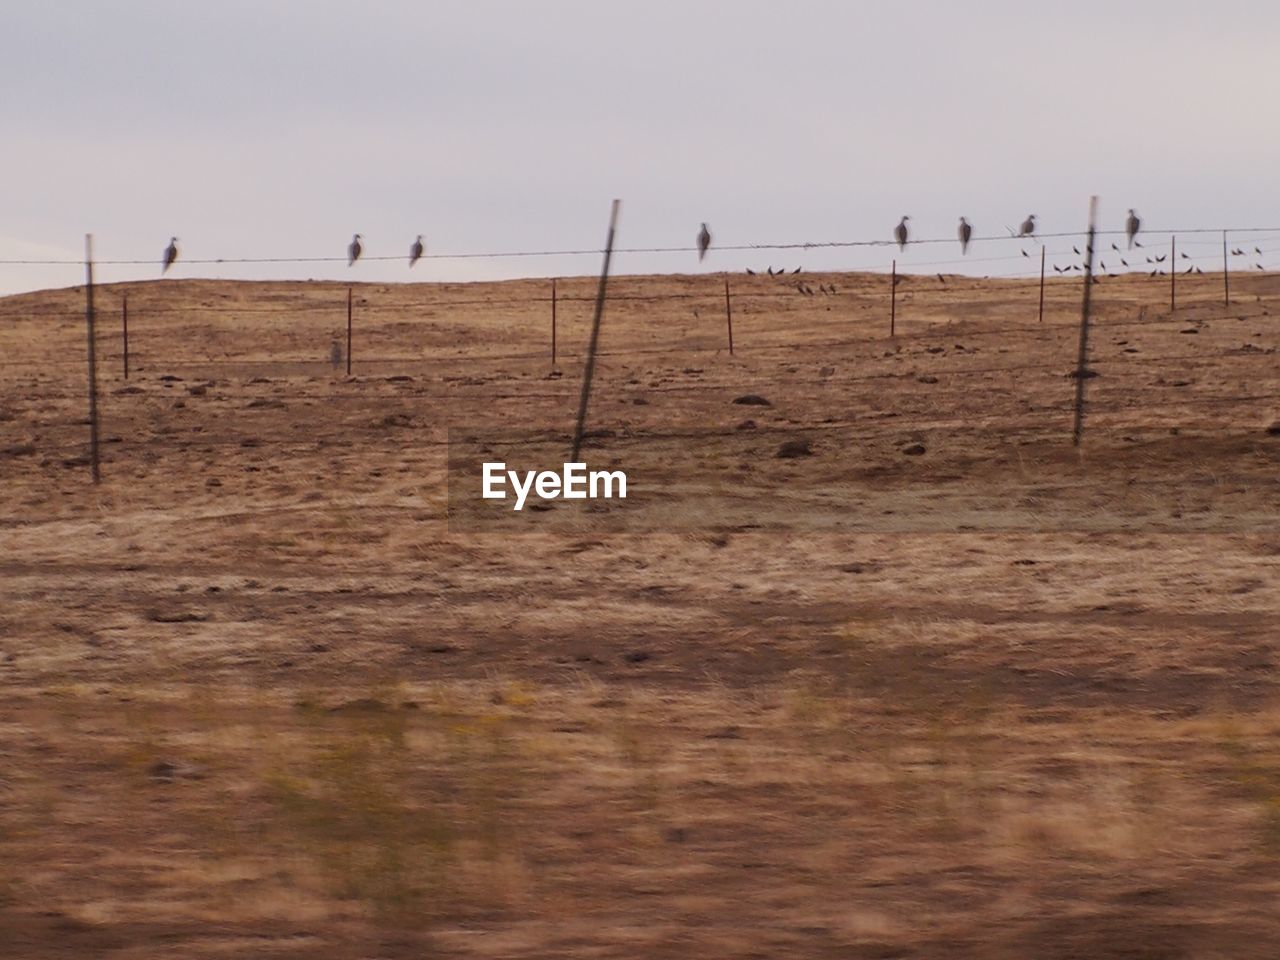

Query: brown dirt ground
[1,268,1279,958]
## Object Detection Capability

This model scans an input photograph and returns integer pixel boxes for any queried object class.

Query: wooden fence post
[1038,246,1046,322]
[551,277,558,368]
[346,286,353,376]
[1170,237,1176,312]
[570,199,621,463]
[890,260,897,337]
[122,294,130,379]
[1223,231,1230,306]
[84,234,101,483]
[1072,197,1099,447]
[724,277,734,355]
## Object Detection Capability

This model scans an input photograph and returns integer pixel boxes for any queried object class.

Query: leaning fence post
[122,294,130,379]
[724,277,735,355]
[570,199,621,463]
[84,234,101,483]
[890,259,897,337]
[1072,197,1099,447]
[345,286,353,376]
[551,278,558,368]
[1170,236,1176,312]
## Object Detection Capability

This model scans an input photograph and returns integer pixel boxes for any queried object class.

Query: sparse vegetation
[2,272,1278,955]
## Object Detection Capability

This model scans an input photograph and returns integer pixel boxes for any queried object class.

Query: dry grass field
[2,267,1279,957]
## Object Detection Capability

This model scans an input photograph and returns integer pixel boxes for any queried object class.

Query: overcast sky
[3,0,1279,295]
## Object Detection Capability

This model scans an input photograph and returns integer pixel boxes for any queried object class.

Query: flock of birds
[156,211,1267,279]
[161,233,427,273]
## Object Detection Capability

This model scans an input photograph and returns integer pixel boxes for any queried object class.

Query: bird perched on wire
[348,234,363,267]
[162,237,179,274]
[1019,214,1037,238]
[894,216,910,251]
[958,217,972,254]
[409,235,425,267]
[697,223,712,262]
[1125,209,1141,249]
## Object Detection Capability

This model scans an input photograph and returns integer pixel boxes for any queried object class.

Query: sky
[3,0,1279,295]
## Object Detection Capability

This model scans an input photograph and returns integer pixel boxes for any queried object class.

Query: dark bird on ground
[958,217,972,254]
[746,268,756,275]
[162,237,179,274]
[1054,265,1064,273]
[348,234,363,267]
[1258,264,1266,271]
[1100,260,1107,271]
[1195,267,1203,274]
[1185,266,1194,275]
[409,235,425,267]
[767,266,775,276]
[793,267,802,274]
[894,216,910,251]
[937,273,946,284]
[697,223,711,262]
[1125,209,1141,248]
[1019,214,1037,237]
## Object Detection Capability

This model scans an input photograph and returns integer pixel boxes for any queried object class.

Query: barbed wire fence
[1,220,1278,485]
